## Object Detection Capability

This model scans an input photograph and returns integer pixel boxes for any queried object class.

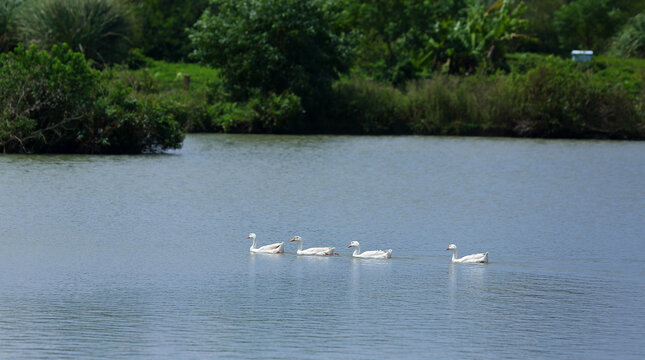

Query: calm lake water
[1,134,644,359]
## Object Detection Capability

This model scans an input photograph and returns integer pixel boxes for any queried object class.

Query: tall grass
[0,0,22,52]
[609,13,645,58]
[18,0,134,65]
[329,75,520,136]
[329,78,409,134]
[405,75,520,136]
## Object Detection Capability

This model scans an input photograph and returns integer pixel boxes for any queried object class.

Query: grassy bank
[106,54,645,140]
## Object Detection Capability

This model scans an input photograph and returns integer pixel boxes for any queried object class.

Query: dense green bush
[0,44,184,153]
[17,0,135,65]
[91,87,185,153]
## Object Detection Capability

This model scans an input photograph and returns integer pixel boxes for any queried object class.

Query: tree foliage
[516,0,563,54]
[134,0,209,61]
[189,0,348,128]
[553,0,622,52]
[189,0,348,100]
[341,0,527,80]
[436,0,528,73]
[340,0,465,81]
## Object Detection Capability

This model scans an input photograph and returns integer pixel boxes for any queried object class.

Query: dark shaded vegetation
[134,0,209,62]
[111,53,643,139]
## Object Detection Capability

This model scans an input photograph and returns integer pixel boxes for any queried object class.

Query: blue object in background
[571,50,593,62]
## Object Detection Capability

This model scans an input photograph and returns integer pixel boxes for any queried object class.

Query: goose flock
[246,233,488,263]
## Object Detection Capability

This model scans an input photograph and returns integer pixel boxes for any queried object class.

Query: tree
[340,0,527,79]
[438,0,528,73]
[340,0,467,82]
[553,0,622,52]
[134,0,210,61]
[189,0,348,125]
[516,0,564,54]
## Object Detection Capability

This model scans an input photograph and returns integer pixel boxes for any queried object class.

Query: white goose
[446,244,488,263]
[247,233,284,254]
[348,241,392,259]
[290,236,335,256]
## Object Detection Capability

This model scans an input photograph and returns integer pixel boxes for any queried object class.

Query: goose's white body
[291,236,335,256]
[247,233,284,254]
[348,241,392,259]
[446,244,488,263]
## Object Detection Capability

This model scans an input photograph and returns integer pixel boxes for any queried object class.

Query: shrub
[0,44,184,153]
[90,88,185,154]
[17,0,135,66]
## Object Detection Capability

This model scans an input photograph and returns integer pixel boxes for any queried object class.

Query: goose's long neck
[352,244,361,256]
[450,249,458,261]
[296,240,303,252]
[250,237,257,250]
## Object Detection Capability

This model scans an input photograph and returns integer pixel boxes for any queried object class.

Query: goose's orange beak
[290,237,296,242]
[446,247,450,250]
